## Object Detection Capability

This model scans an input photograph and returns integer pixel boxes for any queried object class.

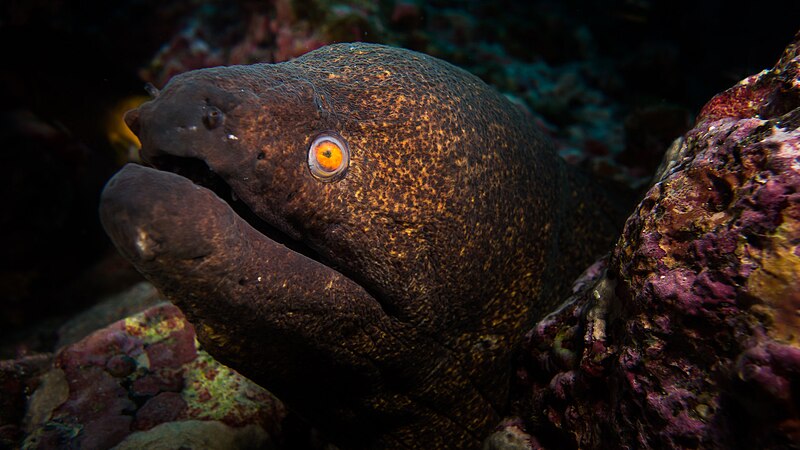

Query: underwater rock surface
[20,298,286,449]
[0,354,51,447]
[518,31,800,449]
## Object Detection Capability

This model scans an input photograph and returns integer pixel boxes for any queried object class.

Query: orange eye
[314,141,343,171]
[308,132,349,181]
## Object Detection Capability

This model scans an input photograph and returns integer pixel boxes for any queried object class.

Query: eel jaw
[139,151,323,264]
[98,163,368,309]
[98,163,391,374]
[122,85,328,268]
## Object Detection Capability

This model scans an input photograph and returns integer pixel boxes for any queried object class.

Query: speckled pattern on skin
[99,43,623,449]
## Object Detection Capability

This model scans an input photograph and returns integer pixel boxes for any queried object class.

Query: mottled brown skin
[99,43,621,448]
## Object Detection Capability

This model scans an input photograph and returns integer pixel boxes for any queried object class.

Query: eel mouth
[134,151,396,320]
[144,153,325,265]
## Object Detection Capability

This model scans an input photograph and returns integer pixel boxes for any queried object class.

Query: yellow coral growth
[746,219,800,345]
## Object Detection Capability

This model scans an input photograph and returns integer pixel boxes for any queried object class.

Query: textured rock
[22,302,286,449]
[483,417,537,450]
[113,420,272,450]
[516,31,800,449]
[0,354,52,448]
[141,0,383,88]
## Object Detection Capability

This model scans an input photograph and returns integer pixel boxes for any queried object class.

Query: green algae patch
[181,349,284,426]
[123,304,187,344]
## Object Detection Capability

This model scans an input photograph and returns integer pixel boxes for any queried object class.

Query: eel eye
[203,106,223,129]
[308,131,349,182]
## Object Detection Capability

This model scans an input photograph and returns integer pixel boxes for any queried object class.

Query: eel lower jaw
[141,153,398,312]
[143,153,326,266]
[99,163,383,314]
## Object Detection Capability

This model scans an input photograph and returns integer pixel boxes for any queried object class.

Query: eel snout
[99,163,374,313]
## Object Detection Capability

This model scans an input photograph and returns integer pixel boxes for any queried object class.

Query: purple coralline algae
[21,302,286,449]
[516,32,800,449]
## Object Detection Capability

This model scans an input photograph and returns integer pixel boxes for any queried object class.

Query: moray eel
[100,43,622,448]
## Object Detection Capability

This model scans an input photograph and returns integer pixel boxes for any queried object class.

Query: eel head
[100,43,610,448]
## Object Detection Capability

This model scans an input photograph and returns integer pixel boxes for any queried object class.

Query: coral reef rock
[21,302,286,449]
[517,31,800,449]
